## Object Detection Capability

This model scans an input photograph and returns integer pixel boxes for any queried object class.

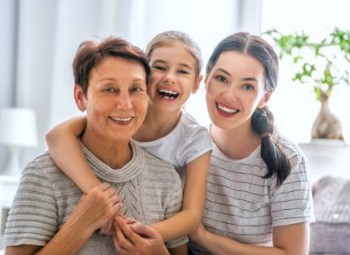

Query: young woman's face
[148,42,201,113]
[75,56,149,144]
[205,51,271,130]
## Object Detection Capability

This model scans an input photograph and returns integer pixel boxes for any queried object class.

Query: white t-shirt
[189,133,315,254]
[133,111,212,178]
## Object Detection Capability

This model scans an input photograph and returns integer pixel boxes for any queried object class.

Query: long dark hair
[207,32,291,186]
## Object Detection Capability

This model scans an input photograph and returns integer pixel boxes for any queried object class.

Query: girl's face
[205,51,271,131]
[75,57,149,145]
[148,42,202,113]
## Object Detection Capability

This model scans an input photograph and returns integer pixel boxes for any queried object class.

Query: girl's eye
[214,75,229,84]
[242,84,254,91]
[178,69,189,74]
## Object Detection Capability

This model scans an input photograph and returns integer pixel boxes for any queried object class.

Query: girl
[189,32,314,255]
[46,31,212,253]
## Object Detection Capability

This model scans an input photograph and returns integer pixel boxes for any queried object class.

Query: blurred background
[0,0,349,169]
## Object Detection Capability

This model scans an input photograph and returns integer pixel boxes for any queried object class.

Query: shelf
[299,139,350,182]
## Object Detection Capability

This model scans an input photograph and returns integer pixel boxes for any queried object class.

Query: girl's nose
[162,72,176,84]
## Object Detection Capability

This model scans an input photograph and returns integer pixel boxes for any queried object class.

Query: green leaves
[263,28,350,101]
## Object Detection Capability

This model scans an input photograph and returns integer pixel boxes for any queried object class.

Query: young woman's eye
[214,75,228,84]
[153,65,166,71]
[242,84,254,91]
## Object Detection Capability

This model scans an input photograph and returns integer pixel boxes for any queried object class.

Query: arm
[6,183,122,255]
[46,116,101,193]
[190,222,310,255]
[151,151,211,241]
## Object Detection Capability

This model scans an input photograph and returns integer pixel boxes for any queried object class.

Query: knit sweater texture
[5,141,186,254]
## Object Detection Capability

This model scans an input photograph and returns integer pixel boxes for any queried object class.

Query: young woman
[45,31,212,253]
[189,32,314,255]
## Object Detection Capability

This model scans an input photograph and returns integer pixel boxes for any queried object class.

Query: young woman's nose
[222,84,238,99]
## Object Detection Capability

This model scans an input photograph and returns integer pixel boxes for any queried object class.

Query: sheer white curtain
[0,0,262,169]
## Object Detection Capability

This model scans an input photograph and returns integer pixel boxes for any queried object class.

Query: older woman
[4,37,185,255]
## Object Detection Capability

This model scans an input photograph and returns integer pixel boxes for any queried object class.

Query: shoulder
[179,111,212,143]
[273,131,306,164]
[20,151,70,186]
[134,142,179,176]
[22,151,58,176]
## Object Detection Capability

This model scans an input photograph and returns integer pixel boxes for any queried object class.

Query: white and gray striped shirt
[190,134,314,254]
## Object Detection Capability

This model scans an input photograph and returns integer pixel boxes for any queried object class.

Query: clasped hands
[71,182,169,255]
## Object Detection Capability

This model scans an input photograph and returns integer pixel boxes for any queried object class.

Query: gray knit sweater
[5,141,187,254]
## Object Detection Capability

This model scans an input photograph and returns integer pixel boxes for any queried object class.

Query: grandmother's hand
[70,182,122,234]
[113,216,170,255]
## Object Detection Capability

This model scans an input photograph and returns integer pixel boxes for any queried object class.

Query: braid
[251,107,291,186]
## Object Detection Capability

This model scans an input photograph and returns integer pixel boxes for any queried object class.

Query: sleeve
[163,174,189,248]
[182,126,212,165]
[270,152,315,227]
[4,159,58,246]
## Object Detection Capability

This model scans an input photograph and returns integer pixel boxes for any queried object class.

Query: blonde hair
[145,30,202,76]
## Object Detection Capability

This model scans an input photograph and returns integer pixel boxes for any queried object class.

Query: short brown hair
[73,37,150,95]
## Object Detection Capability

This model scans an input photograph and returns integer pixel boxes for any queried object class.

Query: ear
[74,84,86,112]
[258,91,272,108]
[192,75,203,94]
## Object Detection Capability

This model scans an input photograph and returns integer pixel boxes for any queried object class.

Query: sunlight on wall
[261,0,350,143]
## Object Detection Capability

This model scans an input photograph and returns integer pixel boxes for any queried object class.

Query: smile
[109,116,133,124]
[217,103,239,114]
[158,89,179,99]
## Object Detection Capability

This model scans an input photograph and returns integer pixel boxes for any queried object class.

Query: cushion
[310,176,350,254]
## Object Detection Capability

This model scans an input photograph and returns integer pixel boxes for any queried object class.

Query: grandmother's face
[75,56,148,144]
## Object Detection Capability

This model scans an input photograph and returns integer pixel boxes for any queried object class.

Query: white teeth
[159,89,178,95]
[111,117,132,122]
[217,104,238,114]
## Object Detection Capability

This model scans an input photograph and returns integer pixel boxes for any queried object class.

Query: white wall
[260,0,350,144]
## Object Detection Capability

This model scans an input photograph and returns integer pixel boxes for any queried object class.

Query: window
[260,0,350,143]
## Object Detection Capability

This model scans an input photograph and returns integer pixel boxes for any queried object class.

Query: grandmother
[4,37,185,255]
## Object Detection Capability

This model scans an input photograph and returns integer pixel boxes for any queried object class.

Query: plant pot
[311,93,343,140]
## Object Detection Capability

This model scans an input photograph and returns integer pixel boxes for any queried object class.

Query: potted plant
[264,28,350,140]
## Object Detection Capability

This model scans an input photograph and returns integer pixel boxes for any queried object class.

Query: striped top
[190,133,314,253]
[5,141,187,253]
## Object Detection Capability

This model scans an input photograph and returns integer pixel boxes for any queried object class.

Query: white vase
[311,93,343,140]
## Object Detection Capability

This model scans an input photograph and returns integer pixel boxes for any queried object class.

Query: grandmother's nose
[116,93,132,109]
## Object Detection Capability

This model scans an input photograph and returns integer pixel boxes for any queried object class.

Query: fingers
[130,222,156,239]
[114,217,134,250]
[115,216,143,246]
[124,217,138,225]
[99,220,114,235]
